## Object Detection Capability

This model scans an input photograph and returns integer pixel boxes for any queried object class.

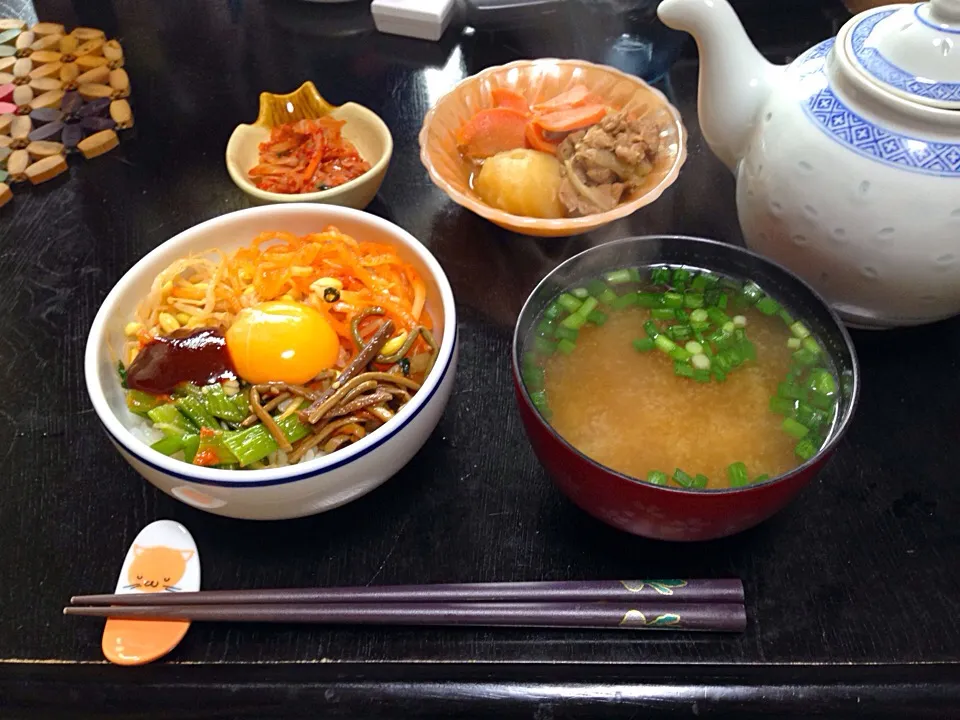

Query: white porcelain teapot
[658,0,960,328]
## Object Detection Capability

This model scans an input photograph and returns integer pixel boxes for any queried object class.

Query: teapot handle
[930,0,960,23]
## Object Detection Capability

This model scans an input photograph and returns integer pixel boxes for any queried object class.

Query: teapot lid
[841,1,960,110]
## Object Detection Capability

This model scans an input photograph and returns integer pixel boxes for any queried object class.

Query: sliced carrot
[530,84,592,114]
[524,120,560,155]
[491,88,530,115]
[535,104,608,133]
[455,107,530,159]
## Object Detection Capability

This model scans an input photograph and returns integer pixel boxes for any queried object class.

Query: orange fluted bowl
[418,59,687,238]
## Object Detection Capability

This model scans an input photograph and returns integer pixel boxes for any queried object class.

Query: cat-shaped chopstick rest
[102,520,201,665]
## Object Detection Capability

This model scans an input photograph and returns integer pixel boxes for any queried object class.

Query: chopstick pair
[66,580,747,632]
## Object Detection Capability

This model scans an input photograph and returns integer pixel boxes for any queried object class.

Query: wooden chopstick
[70,579,744,607]
[64,601,747,632]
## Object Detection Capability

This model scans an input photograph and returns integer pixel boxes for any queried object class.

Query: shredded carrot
[129,227,434,368]
[249,117,371,195]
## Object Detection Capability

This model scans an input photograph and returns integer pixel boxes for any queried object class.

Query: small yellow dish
[226,81,392,209]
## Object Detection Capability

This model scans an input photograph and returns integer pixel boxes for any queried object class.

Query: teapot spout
[657,0,778,172]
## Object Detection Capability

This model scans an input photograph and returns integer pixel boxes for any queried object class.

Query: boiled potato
[473,149,565,219]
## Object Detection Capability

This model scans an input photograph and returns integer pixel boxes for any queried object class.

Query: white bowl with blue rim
[84,204,458,520]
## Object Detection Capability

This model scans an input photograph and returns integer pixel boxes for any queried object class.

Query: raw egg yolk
[225,301,339,384]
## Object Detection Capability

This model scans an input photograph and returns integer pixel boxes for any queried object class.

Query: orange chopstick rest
[101,520,200,666]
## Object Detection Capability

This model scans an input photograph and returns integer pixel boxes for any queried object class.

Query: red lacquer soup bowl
[512,236,860,541]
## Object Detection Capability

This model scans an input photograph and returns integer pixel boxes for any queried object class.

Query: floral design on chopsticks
[620,579,688,595]
[619,609,683,627]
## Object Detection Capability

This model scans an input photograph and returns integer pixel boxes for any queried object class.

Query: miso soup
[521,266,840,490]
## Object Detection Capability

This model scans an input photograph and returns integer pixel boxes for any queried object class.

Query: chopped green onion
[717,293,729,309]
[663,292,684,308]
[796,403,827,429]
[712,367,727,382]
[722,320,735,333]
[693,473,709,489]
[802,336,822,355]
[670,346,691,362]
[700,273,720,288]
[685,341,703,354]
[741,282,764,305]
[787,337,802,349]
[693,368,711,383]
[536,318,556,337]
[598,288,618,306]
[769,396,796,416]
[740,339,757,362]
[572,287,589,299]
[560,313,587,330]
[577,296,599,317]
[633,337,655,352]
[522,351,539,370]
[720,277,743,292]
[647,470,669,486]
[636,292,662,308]
[792,348,818,366]
[117,361,129,388]
[586,279,608,297]
[691,320,711,334]
[672,268,692,288]
[557,293,582,313]
[782,417,810,439]
[707,307,731,326]
[655,334,677,353]
[703,288,721,307]
[667,324,692,342]
[644,320,660,338]
[795,438,818,461]
[684,291,704,309]
[753,474,770,484]
[714,353,733,373]
[534,336,557,355]
[790,321,811,339]
[674,361,694,378]
[691,353,710,370]
[675,308,689,321]
[126,390,164,415]
[690,308,708,323]
[544,303,562,321]
[756,297,780,315]
[586,310,607,326]
[809,390,835,410]
[557,338,577,355]
[529,389,550,416]
[727,462,749,487]
[554,325,579,342]
[604,269,633,285]
[778,308,795,326]
[672,468,694,488]
[627,268,643,282]
[777,382,807,401]
[650,267,671,285]
[808,369,838,397]
[523,366,545,391]
[652,308,676,320]
[733,315,747,328]
[612,292,640,310]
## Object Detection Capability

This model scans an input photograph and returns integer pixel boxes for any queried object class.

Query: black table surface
[2,0,959,717]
